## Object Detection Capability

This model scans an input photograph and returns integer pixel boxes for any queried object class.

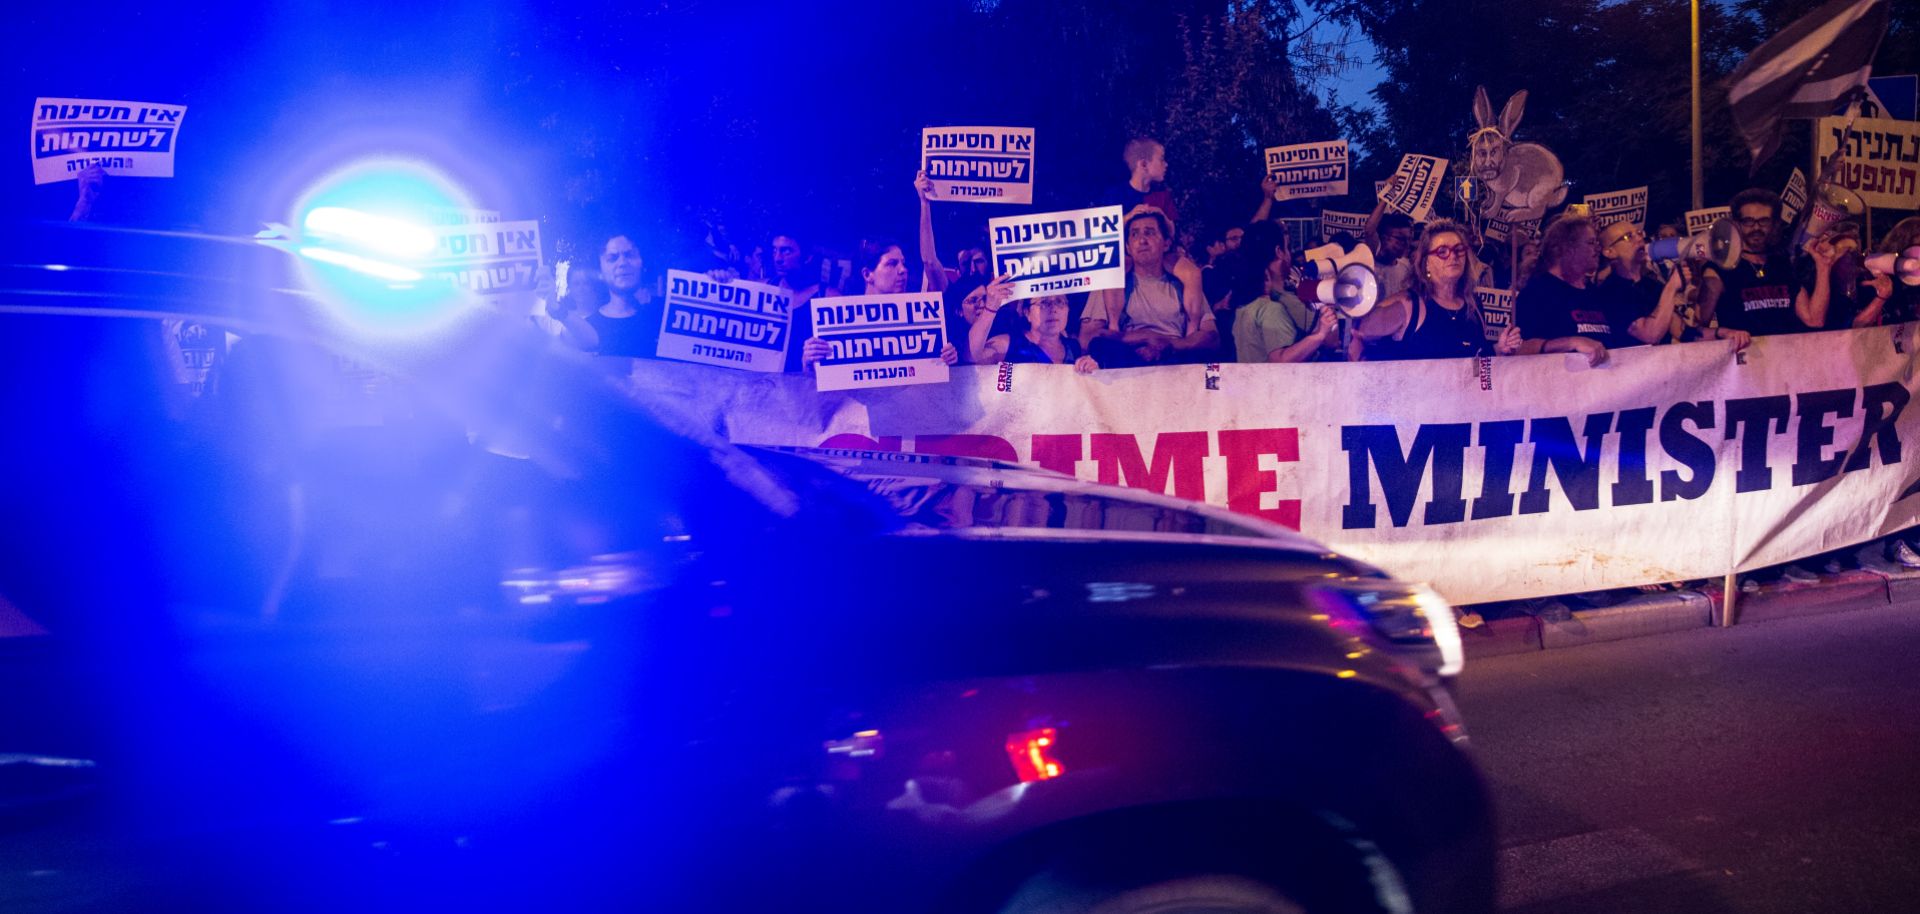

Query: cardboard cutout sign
[921,126,1034,204]
[657,269,793,372]
[422,220,544,312]
[1474,287,1516,343]
[811,293,950,391]
[31,97,186,184]
[988,205,1126,299]
[1381,154,1448,223]
[1815,115,1920,210]
[1583,186,1649,231]
[1264,140,1349,201]
[1685,207,1731,237]
[1780,168,1808,225]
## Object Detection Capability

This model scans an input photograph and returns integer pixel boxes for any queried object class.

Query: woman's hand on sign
[1074,354,1100,374]
[915,170,935,201]
[801,337,832,371]
[1494,324,1522,356]
[1718,327,1752,352]
[939,342,960,365]
[1261,174,1278,199]
[986,273,1015,310]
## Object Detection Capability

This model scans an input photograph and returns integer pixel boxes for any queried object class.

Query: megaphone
[1865,246,1920,287]
[1304,264,1380,319]
[1798,182,1865,247]
[1650,218,1742,270]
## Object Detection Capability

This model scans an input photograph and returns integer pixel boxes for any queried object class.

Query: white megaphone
[1864,246,1920,287]
[1649,218,1742,270]
[1298,242,1380,318]
[1797,182,1865,247]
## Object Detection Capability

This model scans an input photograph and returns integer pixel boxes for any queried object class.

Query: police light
[302,206,437,260]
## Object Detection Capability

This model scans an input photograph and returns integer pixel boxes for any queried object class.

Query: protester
[1815,223,1892,330]
[1365,210,1417,302]
[1235,243,1337,363]
[1508,215,1616,365]
[1593,220,1739,349]
[1698,188,1837,336]
[954,246,991,282]
[1079,207,1216,367]
[941,274,1020,364]
[1112,137,1178,223]
[552,231,663,358]
[1355,220,1521,361]
[796,238,960,373]
[970,293,1099,373]
[1875,216,1920,325]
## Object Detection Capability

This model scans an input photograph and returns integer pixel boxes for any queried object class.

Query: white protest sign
[1583,186,1649,231]
[1780,168,1808,225]
[1264,139,1348,201]
[921,126,1034,204]
[423,206,501,226]
[421,220,544,311]
[812,293,950,391]
[1381,154,1448,223]
[1474,287,1516,343]
[1374,179,1389,199]
[1685,207,1731,237]
[1320,210,1370,242]
[656,270,792,372]
[31,97,186,185]
[1483,217,1541,245]
[988,205,1125,299]
[1816,115,1920,209]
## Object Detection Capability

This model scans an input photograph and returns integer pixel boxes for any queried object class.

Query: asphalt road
[1457,603,1920,914]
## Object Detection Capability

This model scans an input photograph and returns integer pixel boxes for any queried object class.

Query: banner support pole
[1720,573,1738,626]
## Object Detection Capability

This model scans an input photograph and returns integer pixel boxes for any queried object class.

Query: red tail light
[1005,727,1064,782]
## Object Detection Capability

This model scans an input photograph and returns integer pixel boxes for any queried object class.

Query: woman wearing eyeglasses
[1352,220,1522,361]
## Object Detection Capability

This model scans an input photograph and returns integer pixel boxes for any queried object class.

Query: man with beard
[1698,188,1838,337]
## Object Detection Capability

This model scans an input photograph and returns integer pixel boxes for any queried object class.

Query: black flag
[1726,0,1890,168]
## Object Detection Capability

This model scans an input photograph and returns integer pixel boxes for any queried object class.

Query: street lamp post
[1691,0,1704,210]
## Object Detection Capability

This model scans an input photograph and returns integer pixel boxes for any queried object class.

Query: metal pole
[1720,572,1737,627]
[1691,0,1705,210]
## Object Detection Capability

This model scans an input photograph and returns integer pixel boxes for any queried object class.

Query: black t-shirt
[1594,271,1663,347]
[1515,272,1638,350]
[1709,254,1807,336]
[586,303,663,358]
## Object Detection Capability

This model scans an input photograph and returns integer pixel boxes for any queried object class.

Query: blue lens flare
[289,158,480,335]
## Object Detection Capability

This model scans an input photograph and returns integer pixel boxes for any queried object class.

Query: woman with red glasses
[1353,220,1521,361]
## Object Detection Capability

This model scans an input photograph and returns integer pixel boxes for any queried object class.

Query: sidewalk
[1459,543,1920,659]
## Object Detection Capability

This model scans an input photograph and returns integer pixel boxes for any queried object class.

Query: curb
[1462,545,1920,658]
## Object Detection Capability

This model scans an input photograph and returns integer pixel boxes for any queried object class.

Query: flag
[1726,0,1890,168]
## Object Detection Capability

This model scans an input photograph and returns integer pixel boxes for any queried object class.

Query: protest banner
[1815,115,1920,210]
[1582,186,1649,231]
[1381,154,1448,223]
[421,220,544,312]
[1685,207,1731,237]
[1780,168,1808,225]
[921,126,1034,204]
[625,323,1920,605]
[988,205,1125,299]
[656,270,792,372]
[1321,210,1369,242]
[1264,140,1348,201]
[1482,217,1540,245]
[31,97,187,185]
[811,293,949,391]
[1473,288,1515,343]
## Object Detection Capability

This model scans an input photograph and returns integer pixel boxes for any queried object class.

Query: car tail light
[1005,728,1064,782]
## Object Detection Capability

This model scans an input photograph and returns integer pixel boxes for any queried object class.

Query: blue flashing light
[297,245,425,283]
[302,207,437,259]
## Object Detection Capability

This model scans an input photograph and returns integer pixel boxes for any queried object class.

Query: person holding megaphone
[1697,188,1839,338]
[1351,220,1521,361]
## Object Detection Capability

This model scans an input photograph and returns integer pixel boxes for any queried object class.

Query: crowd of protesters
[542,136,1914,388]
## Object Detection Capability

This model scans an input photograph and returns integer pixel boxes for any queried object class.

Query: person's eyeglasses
[1429,244,1469,261]
[1737,217,1774,229]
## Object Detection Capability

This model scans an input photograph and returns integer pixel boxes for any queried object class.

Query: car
[0,219,1494,913]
